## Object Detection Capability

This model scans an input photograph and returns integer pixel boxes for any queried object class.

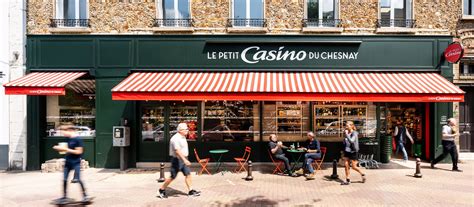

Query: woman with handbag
[341,121,366,185]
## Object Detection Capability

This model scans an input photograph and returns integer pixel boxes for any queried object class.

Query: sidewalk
[0,161,473,207]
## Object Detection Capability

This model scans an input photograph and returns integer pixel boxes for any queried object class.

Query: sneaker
[305,173,315,180]
[290,173,298,177]
[341,179,350,185]
[53,197,73,205]
[188,189,201,197]
[295,168,304,175]
[452,168,463,172]
[361,174,366,183]
[430,162,435,169]
[81,196,93,203]
[157,189,167,199]
[71,179,79,183]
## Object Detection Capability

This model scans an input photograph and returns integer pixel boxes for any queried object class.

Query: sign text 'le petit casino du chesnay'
[207,46,359,64]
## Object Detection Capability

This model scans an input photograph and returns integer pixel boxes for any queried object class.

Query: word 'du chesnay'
[207,46,359,64]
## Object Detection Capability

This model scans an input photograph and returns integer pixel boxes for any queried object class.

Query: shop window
[52,0,89,27]
[313,102,376,141]
[155,0,192,27]
[262,101,309,142]
[464,0,474,15]
[378,0,414,28]
[141,103,165,142]
[46,80,95,137]
[229,0,265,27]
[202,101,259,142]
[460,62,474,76]
[170,101,198,141]
[304,0,340,27]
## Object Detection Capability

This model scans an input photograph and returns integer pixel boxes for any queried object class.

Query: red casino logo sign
[444,42,464,63]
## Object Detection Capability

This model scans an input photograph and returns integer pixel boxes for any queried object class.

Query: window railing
[50,19,90,27]
[302,19,342,27]
[460,72,474,76]
[377,19,416,28]
[227,18,267,27]
[153,19,193,27]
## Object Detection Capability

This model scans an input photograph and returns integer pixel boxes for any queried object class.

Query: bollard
[414,158,422,178]
[158,162,165,182]
[330,159,339,179]
[245,160,253,181]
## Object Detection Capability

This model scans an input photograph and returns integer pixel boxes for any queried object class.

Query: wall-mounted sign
[207,46,359,64]
[444,42,464,63]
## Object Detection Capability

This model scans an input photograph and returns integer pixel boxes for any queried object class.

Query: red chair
[233,146,251,173]
[268,150,284,174]
[194,148,211,175]
[311,147,327,173]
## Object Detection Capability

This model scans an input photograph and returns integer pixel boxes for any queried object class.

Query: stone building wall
[26,0,468,36]
[265,0,304,32]
[340,0,378,30]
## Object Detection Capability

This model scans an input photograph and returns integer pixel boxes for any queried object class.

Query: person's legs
[72,163,87,197]
[447,142,460,170]
[275,154,291,173]
[431,141,450,166]
[351,159,366,183]
[399,143,408,160]
[159,158,179,192]
[343,157,350,181]
[306,153,321,174]
[62,162,73,198]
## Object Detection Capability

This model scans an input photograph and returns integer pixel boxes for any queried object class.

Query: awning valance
[3,72,87,95]
[111,72,465,102]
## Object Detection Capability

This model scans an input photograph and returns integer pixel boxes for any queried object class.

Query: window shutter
[56,0,64,19]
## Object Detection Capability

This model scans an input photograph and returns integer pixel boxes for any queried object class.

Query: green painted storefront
[25,35,455,170]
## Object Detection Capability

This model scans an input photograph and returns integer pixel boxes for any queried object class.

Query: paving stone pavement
[0,160,473,207]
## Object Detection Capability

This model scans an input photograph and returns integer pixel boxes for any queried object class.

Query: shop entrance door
[138,102,168,162]
[137,101,200,162]
[459,87,474,152]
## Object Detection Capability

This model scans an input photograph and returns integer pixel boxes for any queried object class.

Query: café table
[287,149,305,171]
[209,149,229,174]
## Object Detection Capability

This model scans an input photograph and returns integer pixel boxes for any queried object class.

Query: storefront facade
[18,35,463,169]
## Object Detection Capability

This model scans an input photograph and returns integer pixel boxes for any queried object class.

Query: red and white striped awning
[3,72,87,95]
[111,72,465,102]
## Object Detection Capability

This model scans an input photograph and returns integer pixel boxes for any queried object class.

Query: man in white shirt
[431,118,462,172]
[157,123,201,198]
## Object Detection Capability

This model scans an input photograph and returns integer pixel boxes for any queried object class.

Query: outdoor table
[287,149,305,171]
[209,149,229,174]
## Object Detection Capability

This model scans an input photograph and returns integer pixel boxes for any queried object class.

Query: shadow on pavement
[209,195,287,207]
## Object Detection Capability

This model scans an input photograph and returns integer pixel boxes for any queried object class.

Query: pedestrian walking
[157,123,201,198]
[393,120,414,161]
[52,123,92,205]
[431,118,462,172]
[341,121,366,185]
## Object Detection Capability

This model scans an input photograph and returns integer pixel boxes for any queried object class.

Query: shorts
[343,151,358,161]
[170,157,191,179]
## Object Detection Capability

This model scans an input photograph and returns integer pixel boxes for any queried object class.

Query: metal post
[120,147,127,171]
[330,159,339,179]
[158,163,165,182]
[245,160,253,181]
[414,158,422,178]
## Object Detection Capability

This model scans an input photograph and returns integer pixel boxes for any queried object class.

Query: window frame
[156,0,192,27]
[304,0,340,27]
[230,0,265,27]
[54,0,89,28]
[378,0,414,28]
[463,0,474,17]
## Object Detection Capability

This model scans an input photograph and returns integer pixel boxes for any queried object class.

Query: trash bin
[381,135,392,163]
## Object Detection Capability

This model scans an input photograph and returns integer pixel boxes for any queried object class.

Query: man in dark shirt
[295,132,321,180]
[52,124,91,204]
[268,134,294,176]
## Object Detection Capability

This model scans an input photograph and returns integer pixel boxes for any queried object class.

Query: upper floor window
[304,0,339,27]
[464,0,474,15]
[156,0,191,27]
[378,0,414,28]
[52,0,89,27]
[229,0,265,27]
[460,63,474,75]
